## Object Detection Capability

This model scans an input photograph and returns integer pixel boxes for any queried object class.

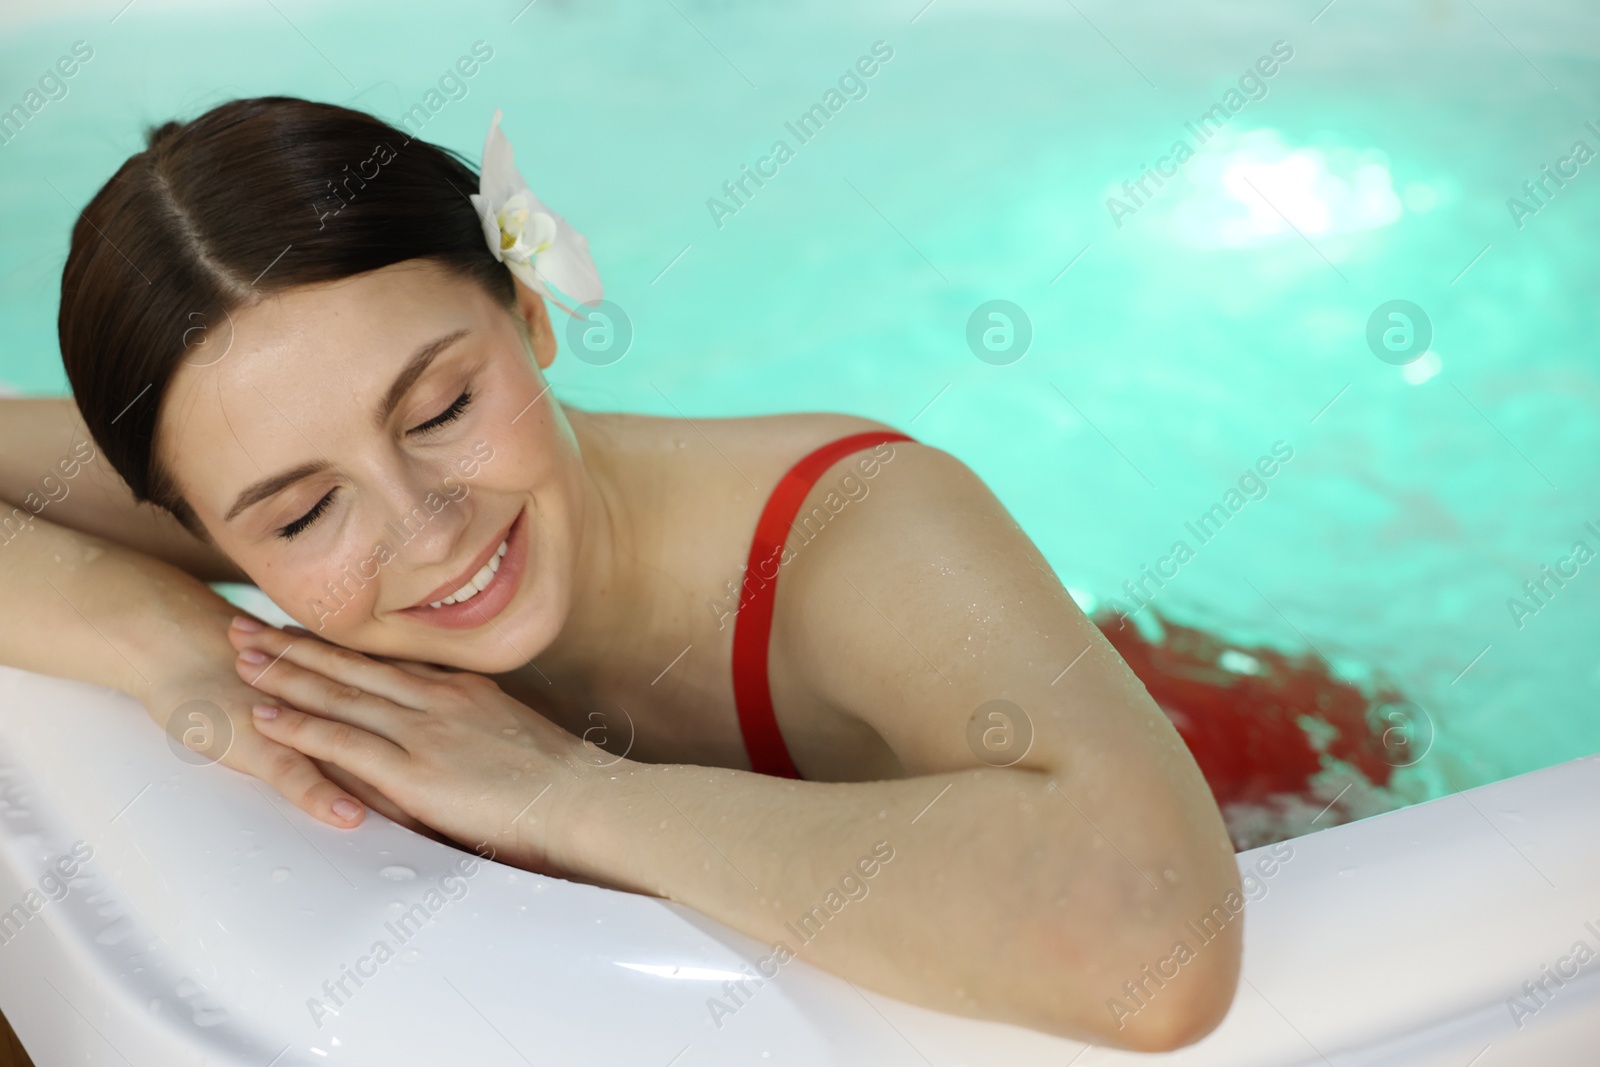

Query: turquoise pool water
[2,0,1597,836]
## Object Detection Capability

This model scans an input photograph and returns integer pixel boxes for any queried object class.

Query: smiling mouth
[400,508,528,628]
[427,538,508,608]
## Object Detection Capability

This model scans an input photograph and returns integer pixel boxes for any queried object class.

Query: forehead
[155,261,489,513]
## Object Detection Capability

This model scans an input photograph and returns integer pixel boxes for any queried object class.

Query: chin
[403,598,562,675]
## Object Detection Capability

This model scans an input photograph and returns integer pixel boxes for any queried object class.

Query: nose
[370,464,473,571]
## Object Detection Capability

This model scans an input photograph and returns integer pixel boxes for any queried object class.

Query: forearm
[0,397,242,581]
[549,760,1229,1047]
[0,507,239,699]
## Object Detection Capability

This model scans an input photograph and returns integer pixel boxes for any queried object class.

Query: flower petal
[477,110,528,210]
[468,194,505,263]
[525,211,558,254]
[536,231,604,307]
[475,109,604,312]
[504,257,545,296]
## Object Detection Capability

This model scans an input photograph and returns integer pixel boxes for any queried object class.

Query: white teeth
[425,538,509,610]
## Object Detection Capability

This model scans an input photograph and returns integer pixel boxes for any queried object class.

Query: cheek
[470,368,577,507]
[253,543,388,637]
[461,408,585,664]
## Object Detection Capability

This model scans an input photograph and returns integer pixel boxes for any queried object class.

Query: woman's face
[158,259,584,673]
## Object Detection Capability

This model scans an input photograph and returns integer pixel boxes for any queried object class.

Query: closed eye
[278,490,336,541]
[273,389,473,541]
[410,389,473,435]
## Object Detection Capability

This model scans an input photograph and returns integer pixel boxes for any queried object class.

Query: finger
[314,759,424,831]
[316,760,455,845]
[227,734,366,828]
[233,646,395,732]
[229,618,433,710]
[275,622,461,685]
[383,659,462,682]
[236,653,415,744]
[250,702,407,778]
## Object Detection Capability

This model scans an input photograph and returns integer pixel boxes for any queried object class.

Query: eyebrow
[224,328,471,523]
[375,328,470,430]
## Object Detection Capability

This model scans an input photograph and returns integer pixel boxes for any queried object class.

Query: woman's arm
[0,494,369,827]
[0,397,243,581]
[231,627,1230,1051]
[565,444,1241,1050]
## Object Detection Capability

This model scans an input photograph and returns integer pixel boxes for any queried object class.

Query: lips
[427,538,508,608]
[399,507,529,630]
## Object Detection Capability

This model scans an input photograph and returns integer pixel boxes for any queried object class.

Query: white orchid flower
[470,109,602,316]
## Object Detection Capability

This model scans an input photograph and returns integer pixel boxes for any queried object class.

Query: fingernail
[331,798,362,820]
[230,615,264,633]
[238,648,268,665]
[251,703,280,720]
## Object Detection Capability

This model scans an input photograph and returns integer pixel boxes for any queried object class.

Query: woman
[0,97,1241,1050]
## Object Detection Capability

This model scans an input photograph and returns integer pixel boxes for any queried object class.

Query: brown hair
[58,96,514,531]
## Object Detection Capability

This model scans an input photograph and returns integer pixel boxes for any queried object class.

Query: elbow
[1021,891,1243,1052]
[1110,968,1238,1052]
[1099,907,1243,1052]
[1015,943,1239,1053]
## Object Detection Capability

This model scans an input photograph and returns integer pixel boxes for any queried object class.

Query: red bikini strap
[731,430,915,779]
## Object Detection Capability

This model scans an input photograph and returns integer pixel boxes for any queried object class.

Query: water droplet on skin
[271,867,291,882]
[1162,868,1180,885]
[502,728,518,736]
[379,865,417,881]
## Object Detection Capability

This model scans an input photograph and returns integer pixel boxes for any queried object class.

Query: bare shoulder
[770,436,1139,774]
[591,407,907,505]
[708,411,906,481]
[779,436,1042,580]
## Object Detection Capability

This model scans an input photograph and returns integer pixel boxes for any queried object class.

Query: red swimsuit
[729,432,1406,848]
[730,431,913,779]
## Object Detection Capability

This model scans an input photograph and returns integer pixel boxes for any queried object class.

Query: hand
[227,619,604,876]
[141,621,374,829]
